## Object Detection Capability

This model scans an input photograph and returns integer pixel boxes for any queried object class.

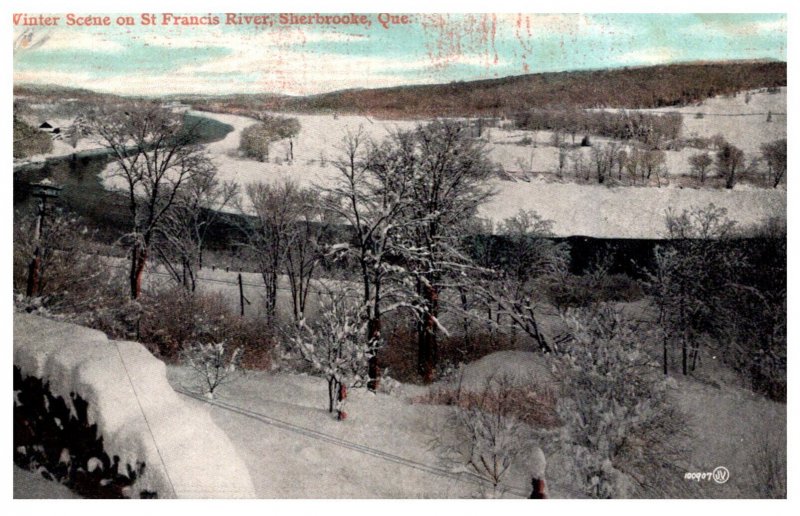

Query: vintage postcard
[9,3,790,504]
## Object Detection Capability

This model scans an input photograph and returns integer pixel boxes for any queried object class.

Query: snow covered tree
[389,120,494,382]
[555,305,684,498]
[292,289,380,419]
[64,114,91,151]
[181,341,243,399]
[87,102,215,299]
[474,210,569,352]
[646,204,740,376]
[318,127,418,390]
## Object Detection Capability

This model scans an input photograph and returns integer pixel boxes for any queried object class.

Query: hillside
[186,61,786,118]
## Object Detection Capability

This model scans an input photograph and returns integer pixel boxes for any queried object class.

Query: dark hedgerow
[13,366,154,499]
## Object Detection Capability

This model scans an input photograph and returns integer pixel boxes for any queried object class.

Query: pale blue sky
[12,13,787,96]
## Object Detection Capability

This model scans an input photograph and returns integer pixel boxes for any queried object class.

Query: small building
[38,121,58,132]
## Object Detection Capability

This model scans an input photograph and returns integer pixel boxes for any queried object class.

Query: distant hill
[15,61,786,120]
[187,61,787,118]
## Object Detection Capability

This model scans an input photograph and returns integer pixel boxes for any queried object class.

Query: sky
[12,13,788,96]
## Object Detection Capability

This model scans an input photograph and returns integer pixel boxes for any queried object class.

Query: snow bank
[456,351,555,392]
[13,313,256,499]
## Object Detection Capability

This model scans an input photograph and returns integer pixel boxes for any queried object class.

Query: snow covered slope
[13,313,256,499]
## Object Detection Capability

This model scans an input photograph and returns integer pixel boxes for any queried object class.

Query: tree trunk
[130,245,147,300]
[682,332,688,376]
[459,287,471,348]
[336,383,348,420]
[26,252,41,298]
[417,280,439,384]
[327,377,336,413]
[367,317,381,392]
[238,273,245,317]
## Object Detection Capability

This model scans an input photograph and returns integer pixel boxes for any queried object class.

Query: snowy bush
[180,341,243,399]
[138,287,275,367]
[430,373,546,498]
[554,305,686,498]
[291,291,379,419]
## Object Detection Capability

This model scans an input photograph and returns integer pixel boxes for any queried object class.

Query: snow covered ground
[167,357,551,499]
[166,347,784,499]
[481,179,784,238]
[13,312,784,499]
[13,466,82,499]
[135,90,788,238]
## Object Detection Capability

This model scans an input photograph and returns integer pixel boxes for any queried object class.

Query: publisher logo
[712,466,730,484]
[684,466,730,484]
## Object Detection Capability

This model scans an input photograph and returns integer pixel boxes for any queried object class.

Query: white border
[2,1,797,515]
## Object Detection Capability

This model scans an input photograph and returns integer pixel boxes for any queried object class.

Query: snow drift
[13,313,256,499]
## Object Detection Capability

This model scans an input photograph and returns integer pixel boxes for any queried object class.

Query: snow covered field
[103,88,786,239]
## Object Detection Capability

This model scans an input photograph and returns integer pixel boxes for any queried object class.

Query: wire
[176,387,533,498]
[113,341,179,498]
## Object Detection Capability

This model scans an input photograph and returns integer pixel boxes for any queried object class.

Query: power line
[177,388,533,498]
[114,341,178,498]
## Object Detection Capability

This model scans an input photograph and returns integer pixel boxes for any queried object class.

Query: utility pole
[26,179,62,297]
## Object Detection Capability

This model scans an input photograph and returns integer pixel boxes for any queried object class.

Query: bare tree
[624,147,641,185]
[87,102,216,299]
[760,139,786,188]
[555,145,569,178]
[688,152,713,184]
[590,142,621,184]
[716,142,745,189]
[284,188,326,322]
[640,149,667,186]
[158,170,238,291]
[431,373,536,497]
[241,180,303,320]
